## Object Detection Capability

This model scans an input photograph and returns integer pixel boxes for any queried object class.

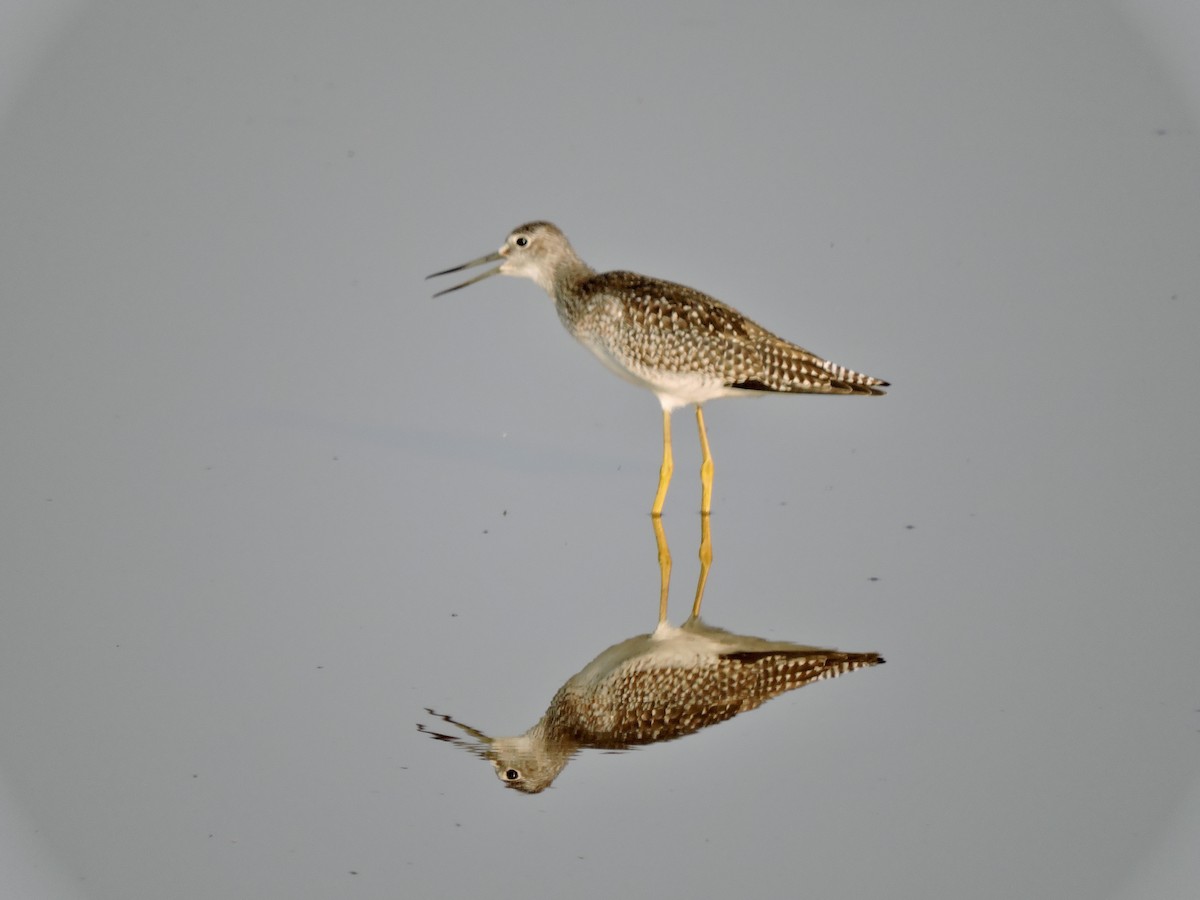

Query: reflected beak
[426,250,504,297]
[418,708,495,760]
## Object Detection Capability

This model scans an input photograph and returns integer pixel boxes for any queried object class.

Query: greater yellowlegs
[420,618,884,793]
[427,221,888,516]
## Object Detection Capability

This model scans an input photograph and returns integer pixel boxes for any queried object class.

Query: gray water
[2,2,1199,898]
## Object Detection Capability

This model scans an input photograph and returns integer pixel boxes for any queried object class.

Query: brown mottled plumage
[428,221,887,514]
[419,618,884,794]
[554,267,887,402]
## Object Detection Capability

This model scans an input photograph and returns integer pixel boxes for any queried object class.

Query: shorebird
[427,221,888,516]
[419,617,884,793]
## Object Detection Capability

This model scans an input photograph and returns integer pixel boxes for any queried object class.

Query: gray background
[2,1,1199,898]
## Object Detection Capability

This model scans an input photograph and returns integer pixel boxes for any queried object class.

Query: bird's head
[427,221,580,297]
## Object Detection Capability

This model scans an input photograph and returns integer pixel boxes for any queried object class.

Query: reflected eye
[504,768,520,781]
[514,236,529,248]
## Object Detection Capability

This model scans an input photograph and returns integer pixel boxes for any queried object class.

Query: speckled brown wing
[547,649,884,748]
[573,271,887,396]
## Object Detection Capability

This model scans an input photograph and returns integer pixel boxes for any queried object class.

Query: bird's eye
[514,236,529,248]
[504,768,520,781]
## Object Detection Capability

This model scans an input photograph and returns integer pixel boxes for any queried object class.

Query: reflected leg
[652,514,672,624]
[692,511,712,619]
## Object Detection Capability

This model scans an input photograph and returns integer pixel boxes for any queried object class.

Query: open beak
[418,708,495,760]
[426,250,504,297]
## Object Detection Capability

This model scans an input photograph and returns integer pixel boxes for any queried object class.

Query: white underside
[577,337,748,412]
[561,621,734,690]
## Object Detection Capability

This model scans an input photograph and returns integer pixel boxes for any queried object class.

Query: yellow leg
[695,405,713,515]
[652,514,672,624]
[691,510,712,619]
[651,408,674,517]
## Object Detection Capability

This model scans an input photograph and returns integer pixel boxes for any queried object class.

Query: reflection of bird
[427,222,888,516]
[419,618,884,794]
